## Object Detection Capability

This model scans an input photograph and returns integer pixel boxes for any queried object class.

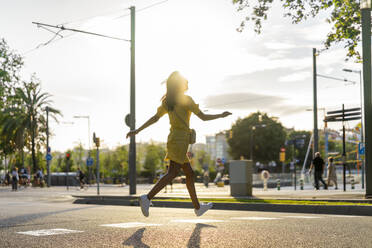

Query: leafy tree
[143,143,166,179]
[227,112,286,163]
[0,39,23,160]
[285,130,312,167]
[233,0,362,60]
[1,80,61,172]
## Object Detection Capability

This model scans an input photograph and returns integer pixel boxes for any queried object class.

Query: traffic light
[66,152,71,160]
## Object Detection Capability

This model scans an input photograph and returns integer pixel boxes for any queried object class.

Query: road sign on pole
[45,154,52,161]
[359,142,365,155]
[86,157,94,167]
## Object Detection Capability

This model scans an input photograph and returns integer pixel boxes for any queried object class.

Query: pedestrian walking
[309,152,328,190]
[126,71,231,217]
[327,157,338,190]
[11,167,19,191]
[77,168,86,189]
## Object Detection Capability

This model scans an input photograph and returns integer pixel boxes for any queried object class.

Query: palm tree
[1,79,61,172]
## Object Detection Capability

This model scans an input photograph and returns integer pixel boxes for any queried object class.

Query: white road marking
[324,215,361,218]
[17,229,83,236]
[101,222,162,228]
[284,216,322,219]
[171,219,223,223]
[230,217,282,220]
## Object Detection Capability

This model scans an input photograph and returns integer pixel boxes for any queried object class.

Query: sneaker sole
[139,197,149,217]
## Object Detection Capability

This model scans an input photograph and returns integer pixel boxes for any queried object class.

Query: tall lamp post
[73,115,91,181]
[361,0,372,198]
[343,68,365,189]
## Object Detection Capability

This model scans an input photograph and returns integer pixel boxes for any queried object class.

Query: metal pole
[359,70,365,189]
[313,48,319,155]
[66,159,69,191]
[250,128,254,160]
[46,107,50,187]
[129,6,136,195]
[342,104,346,192]
[361,3,372,197]
[96,146,100,195]
[293,143,296,190]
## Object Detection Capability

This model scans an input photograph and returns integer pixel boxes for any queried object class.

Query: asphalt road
[1,194,372,248]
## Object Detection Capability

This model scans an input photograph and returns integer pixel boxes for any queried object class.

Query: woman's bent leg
[147,161,180,200]
[181,163,200,210]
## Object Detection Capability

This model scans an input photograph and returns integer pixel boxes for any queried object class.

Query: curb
[72,195,372,216]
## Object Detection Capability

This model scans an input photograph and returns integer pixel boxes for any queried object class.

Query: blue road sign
[359,142,365,155]
[45,153,52,161]
[86,157,94,166]
[221,158,226,164]
[47,146,51,153]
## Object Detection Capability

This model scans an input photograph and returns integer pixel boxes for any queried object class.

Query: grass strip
[153,198,372,206]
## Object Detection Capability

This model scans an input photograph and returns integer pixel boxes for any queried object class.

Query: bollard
[351,177,355,190]
[300,178,304,190]
[277,179,280,190]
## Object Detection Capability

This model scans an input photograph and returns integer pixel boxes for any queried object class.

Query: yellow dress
[155,95,201,164]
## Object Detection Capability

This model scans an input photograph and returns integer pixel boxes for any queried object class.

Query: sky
[1,0,363,152]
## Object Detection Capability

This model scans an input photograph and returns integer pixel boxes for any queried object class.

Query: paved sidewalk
[0,183,368,201]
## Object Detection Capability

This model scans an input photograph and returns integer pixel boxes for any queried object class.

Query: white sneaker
[139,194,150,217]
[194,202,213,217]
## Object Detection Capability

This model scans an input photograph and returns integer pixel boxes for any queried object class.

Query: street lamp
[250,124,266,161]
[343,68,365,189]
[73,115,91,153]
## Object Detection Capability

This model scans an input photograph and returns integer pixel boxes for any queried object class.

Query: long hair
[161,71,188,111]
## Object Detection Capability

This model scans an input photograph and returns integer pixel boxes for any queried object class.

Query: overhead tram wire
[23,0,170,55]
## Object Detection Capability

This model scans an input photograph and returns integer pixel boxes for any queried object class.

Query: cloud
[278,71,311,82]
[202,92,307,116]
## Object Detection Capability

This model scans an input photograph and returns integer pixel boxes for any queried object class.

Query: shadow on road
[0,206,97,229]
[187,223,217,248]
[123,228,150,248]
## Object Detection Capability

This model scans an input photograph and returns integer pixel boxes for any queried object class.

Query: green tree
[227,112,286,163]
[143,143,166,179]
[0,39,23,161]
[285,130,312,166]
[233,0,361,60]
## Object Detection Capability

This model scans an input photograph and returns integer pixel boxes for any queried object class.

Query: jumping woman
[126,71,231,217]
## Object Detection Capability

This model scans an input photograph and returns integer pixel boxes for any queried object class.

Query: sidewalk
[2,183,371,216]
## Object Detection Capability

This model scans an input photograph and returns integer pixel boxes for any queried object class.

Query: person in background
[11,167,19,191]
[309,152,328,190]
[77,168,86,189]
[327,157,338,190]
[35,168,43,187]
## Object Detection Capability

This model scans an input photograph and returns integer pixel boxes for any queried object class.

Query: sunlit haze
[1,0,362,152]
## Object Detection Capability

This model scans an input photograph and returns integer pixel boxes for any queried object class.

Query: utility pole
[129,6,136,195]
[312,48,319,156]
[361,0,372,198]
[93,132,100,196]
[46,106,51,187]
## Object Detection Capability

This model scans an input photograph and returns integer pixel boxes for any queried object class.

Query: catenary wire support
[32,22,131,42]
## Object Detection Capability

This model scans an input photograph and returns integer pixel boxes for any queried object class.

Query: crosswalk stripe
[171,219,223,223]
[101,222,162,228]
[17,229,83,236]
[230,217,281,220]
[284,216,322,219]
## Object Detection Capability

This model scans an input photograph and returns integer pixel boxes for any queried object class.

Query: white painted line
[101,222,162,228]
[17,229,83,236]
[171,219,223,223]
[230,217,282,220]
[284,216,322,219]
[324,215,361,218]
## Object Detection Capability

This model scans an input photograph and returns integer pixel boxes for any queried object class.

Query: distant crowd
[1,167,44,191]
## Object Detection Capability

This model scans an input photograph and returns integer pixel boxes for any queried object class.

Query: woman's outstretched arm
[196,111,231,121]
[126,114,160,138]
